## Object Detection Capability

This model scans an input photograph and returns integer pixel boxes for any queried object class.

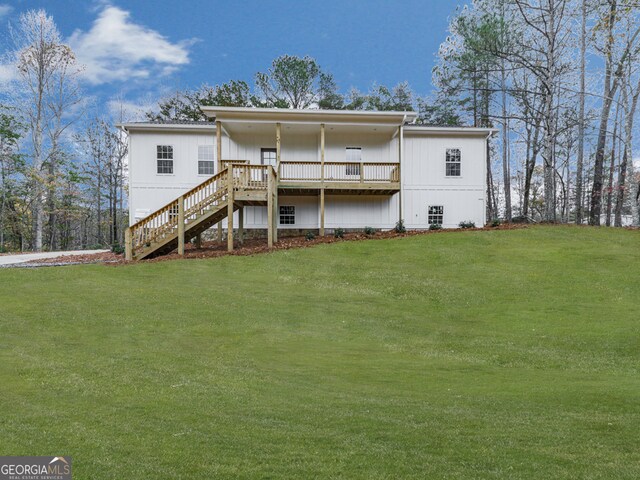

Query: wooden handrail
[129,168,228,231]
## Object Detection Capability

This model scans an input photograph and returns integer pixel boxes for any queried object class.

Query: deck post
[125,227,132,261]
[398,125,403,223]
[227,167,234,252]
[276,122,281,177]
[238,206,244,245]
[217,120,224,243]
[273,175,278,243]
[320,123,325,236]
[178,195,185,256]
[195,233,202,249]
[320,189,325,237]
[267,169,274,248]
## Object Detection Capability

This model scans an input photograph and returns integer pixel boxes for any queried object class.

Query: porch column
[398,125,403,223]
[267,170,274,248]
[227,167,234,252]
[217,120,223,243]
[320,123,325,236]
[276,122,281,177]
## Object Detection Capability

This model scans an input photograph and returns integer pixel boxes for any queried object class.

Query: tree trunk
[575,0,587,224]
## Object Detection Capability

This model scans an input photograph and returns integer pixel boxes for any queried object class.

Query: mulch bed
[19,223,527,267]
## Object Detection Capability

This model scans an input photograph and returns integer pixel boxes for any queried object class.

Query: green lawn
[1,226,639,479]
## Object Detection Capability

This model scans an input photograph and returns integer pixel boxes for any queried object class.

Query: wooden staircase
[125,164,277,260]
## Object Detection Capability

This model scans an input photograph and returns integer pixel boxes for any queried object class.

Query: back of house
[120,106,495,259]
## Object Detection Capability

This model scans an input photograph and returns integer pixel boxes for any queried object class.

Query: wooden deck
[125,160,401,260]
[278,161,400,194]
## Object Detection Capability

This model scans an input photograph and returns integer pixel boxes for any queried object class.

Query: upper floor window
[346,147,362,176]
[157,145,173,174]
[198,145,215,175]
[428,205,444,226]
[446,148,461,177]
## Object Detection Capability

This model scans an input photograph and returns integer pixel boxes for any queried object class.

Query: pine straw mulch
[20,223,530,267]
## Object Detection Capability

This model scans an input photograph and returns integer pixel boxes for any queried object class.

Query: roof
[117,120,216,132]
[200,106,418,126]
[118,109,498,136]
[403,125,498,136]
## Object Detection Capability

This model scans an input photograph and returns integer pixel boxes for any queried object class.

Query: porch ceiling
[223,121,398,137]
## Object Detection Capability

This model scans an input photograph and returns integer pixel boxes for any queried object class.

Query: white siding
[128,126,488,230]
[402,134,486,228]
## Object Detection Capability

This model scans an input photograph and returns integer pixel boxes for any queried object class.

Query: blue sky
[0,0,464,119]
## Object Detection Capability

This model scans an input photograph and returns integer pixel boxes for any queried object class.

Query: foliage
[364,226,376,235]
[429,223,443,230]
[459,220,476,229]
[490,219,502,227]
[394,219,406,233]
[111,243,124,255]
[255,55,321,109]
[333,227,345,238]
[305,230,316,241]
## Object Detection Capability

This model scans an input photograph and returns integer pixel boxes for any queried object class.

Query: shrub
[511,215,529,224]
[490,219,502,228]
[334,228,345,239]
[111,243,125,255]
[364,226,376,235]
[429,223,442,231]
[394,219,406,233]
[459,220,476,229]
[305,231,316,241]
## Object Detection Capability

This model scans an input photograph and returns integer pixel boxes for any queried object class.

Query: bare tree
[13,10,81,250]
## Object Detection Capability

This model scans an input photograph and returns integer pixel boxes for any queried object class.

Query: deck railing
[279,161,400,184]
[126,164,274,259]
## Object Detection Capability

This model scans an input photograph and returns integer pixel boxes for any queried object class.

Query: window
[279,205,295,225]
[428,205,444,226]
[345,147,361,176]
[445,148,461,177]
[157,145,173,174]
[198,145,215,175]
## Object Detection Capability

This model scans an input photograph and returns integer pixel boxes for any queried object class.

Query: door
[261,148,277,182]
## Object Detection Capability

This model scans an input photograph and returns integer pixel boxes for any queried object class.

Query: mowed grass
[0,226,639,479]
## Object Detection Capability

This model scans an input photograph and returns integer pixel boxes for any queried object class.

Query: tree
[12,9,81,250]
[148,81,254,122]
[0,110,24,251]
[318,73,344,110]
[589,0,640,225]
[255,55,321,108]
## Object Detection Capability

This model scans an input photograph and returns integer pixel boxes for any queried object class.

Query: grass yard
[0,226,639,479]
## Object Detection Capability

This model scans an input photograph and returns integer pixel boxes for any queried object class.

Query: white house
[120,106,496,260]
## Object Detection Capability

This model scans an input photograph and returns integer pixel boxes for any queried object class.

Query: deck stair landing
[126,164,276,260]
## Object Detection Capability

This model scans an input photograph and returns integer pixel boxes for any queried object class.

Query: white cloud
[68,6,194,85]
[0,4,13,18]
[0,63,17,83]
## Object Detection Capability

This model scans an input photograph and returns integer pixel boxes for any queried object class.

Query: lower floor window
[428,205,444,225]
[279,205,295,225]
[198,160,215,175]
